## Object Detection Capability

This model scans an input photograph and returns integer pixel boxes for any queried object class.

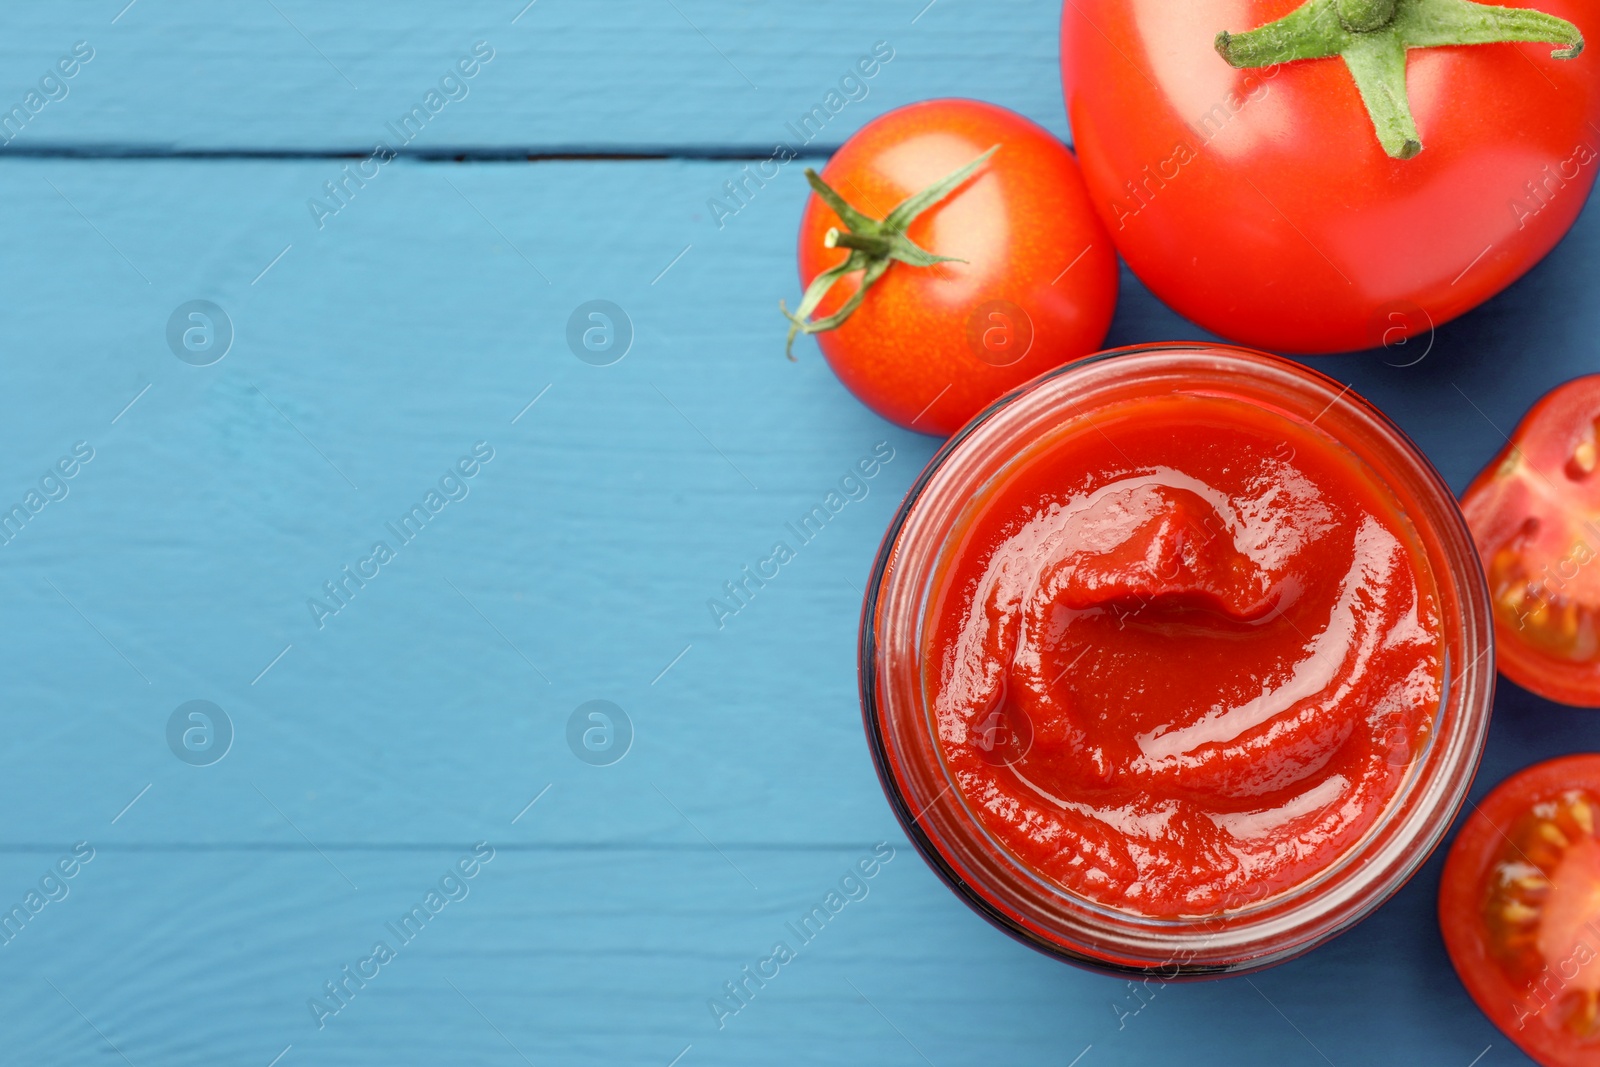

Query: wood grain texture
[0,0,1068,153]
[0,91,1597,1067]
[0,840,1529,1066]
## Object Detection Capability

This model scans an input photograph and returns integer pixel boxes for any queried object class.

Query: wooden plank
[0,156,1594,1065]
[0,846,1515,1065]
[3,155,1599,844]
[0,155,943,852]
[0,0,1068,152]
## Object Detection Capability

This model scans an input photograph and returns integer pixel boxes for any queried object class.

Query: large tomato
[1061,0,1600,354]
[1462,374,1600,706]
[1441,755,1600,1065]
[791,99,1118,436]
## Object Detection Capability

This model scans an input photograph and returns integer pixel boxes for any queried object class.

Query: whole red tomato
[1462,374,1600,706]
[1061,0,1600,354]
[1440,755,1600,1065]
[791,98,1118,436]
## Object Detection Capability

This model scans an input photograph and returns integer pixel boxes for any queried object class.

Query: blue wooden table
[2,2,1595,1064]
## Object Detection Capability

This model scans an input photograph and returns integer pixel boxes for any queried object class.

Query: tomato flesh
[1462,376,1600,705]
[1442,756,1600,1065]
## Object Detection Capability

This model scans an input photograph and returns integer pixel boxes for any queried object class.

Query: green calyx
[1215,0,1584,159]
[781,145,997,359]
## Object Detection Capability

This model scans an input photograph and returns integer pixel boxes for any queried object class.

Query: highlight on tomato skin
[1441,755,1600,1066]
[1461,375,1600,707]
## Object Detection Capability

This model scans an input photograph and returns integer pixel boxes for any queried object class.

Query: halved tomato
[1462,376,1600,706]
[1441,755,1600,1066]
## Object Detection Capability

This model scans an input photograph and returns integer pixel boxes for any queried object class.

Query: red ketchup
[925,391,1445,917]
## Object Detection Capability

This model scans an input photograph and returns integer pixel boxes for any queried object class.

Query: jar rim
[858,343,1494,976]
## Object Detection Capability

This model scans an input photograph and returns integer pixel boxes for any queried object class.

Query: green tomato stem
[1215,0,1584,158]
[825,228,895,257]
[781,146,997,359]
[1339,0,1398,32]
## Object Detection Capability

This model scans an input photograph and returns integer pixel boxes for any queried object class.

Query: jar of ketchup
[861,344,1494,976]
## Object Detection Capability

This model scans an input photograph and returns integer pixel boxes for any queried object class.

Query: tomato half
[1442,755,1600,1066]
[1061,0,1600,354]
[792,98,1118,437]
[1463,375,1600,706]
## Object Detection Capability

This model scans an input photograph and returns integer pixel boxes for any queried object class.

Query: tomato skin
[1441,755,1600,1067]
[1462,375,1600,706]
[1061,0,1600,354]
[797,99,1118,437]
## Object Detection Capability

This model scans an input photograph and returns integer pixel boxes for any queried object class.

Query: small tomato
[786,98,1118,437]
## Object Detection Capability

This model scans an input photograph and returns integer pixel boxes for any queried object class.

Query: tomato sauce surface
[926,392,1444,916]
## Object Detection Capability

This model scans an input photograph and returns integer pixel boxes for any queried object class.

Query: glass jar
[859,343,1494,976]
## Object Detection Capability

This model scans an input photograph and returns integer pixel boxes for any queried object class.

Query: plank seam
[0,144,847,162]
[0,841,913,852]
